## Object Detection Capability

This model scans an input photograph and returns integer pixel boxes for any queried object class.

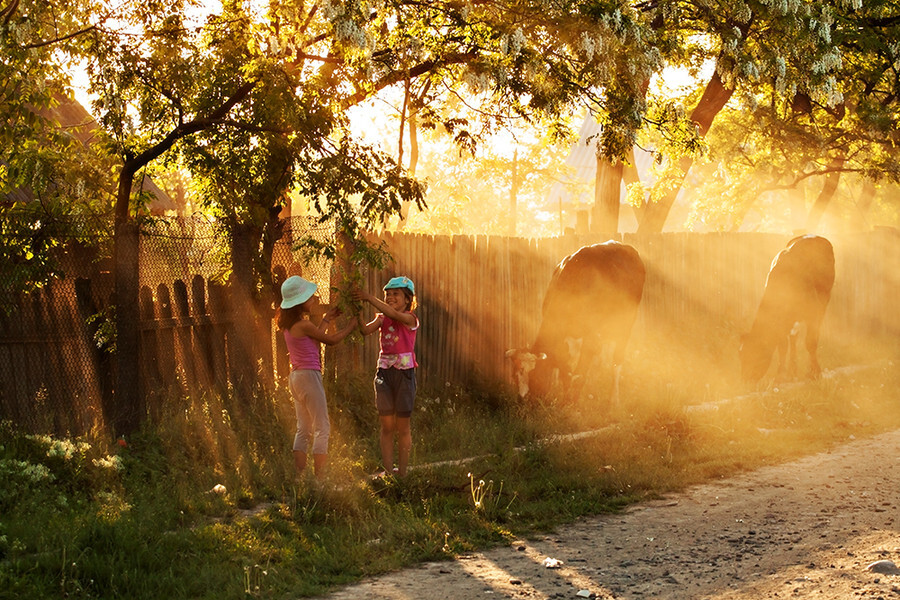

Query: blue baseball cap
[383,276,415,295]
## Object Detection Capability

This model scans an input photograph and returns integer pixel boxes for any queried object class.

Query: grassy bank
[1,347,898,599]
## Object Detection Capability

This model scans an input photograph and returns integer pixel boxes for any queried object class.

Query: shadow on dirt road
[314,428,900,599]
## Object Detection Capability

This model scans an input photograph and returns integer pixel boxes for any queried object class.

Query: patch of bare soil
[314,429,900,599]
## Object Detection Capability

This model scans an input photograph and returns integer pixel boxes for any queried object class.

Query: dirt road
[315,428,900,599]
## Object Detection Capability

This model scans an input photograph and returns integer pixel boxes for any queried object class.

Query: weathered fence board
[358,231,899,392]
[1,229,897,437]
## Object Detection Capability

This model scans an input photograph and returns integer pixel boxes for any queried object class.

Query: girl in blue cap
[355,276,419,478]
[277,275,356,480]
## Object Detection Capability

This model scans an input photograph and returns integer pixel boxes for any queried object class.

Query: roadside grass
[0,343,897,599]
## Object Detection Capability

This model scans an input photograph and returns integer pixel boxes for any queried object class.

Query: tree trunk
[789,184,807,233]
[623,147,644,225]
[638,71,734,233]
[508,148,519,236]
[230,222,258,401]
[399,110,418,226]
[850,178,877,230]
[327,229,357,378]
[806,156,845,231]
[113,164,142,436]
[857,178,876,215]
[592,154,623,234]
[394,98,418,231]
[110,81,257,435]
[255,204,284,392]
[408,109,419,176]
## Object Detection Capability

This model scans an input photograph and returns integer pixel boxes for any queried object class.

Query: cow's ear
[505,348,517,358]
[537,353,547,360]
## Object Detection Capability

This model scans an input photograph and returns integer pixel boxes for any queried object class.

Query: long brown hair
[398,289,417,312]
[277,304,306,330]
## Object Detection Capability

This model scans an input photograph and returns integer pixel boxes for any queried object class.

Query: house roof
[545,114,657,210]
[11,92,178,214]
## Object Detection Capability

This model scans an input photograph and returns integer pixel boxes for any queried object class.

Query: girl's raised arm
[290,318,355,345]
[355,289,417,328]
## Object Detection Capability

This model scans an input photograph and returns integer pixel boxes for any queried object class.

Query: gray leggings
[289,370,330,455]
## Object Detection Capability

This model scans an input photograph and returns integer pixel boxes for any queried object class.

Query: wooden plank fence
[358,230,900,391]
[1,229,897,437]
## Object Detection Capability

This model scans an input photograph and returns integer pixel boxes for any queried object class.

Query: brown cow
[506,241,645,403]
[740,235,835,384]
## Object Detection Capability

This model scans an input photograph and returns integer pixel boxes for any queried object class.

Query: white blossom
[92,455,124,471]
[27,435,90,460]
[320,0,342,20]
[774,56,786,78]
[334,20,367,49]
[2,459,54,483]
[511,28,525,55]
[462,70,492,94]
[734,2,752,23]
[741,61,759,80]
[743,92,759,112]
[819,76,844,107]
[580,32,595,58]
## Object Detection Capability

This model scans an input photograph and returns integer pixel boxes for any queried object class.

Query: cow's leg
[609,336,630,404]
[610,363,622,405]
[608,311,639,403]
[775,336,790,382]
[567,337,600,403]
[805,317,824,379]
[787,322,800,379]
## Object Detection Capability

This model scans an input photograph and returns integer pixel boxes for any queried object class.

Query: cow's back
[742,235,835,382]
[762,235,835,318]
[541,241,645,330]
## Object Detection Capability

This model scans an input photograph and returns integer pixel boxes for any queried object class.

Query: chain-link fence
[0,215,335,437]
[6,221,898,439]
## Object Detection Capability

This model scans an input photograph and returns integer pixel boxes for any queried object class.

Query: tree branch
[116,80,257,224]
[25,24,99,49]
[295,52,341,64]
[866,15,900,28]
[343,52,479,108]
[216,120,295,135]
[763,164,862,193]
[0,0,18,27]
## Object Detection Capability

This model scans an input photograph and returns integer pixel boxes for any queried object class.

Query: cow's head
[738,333,770,384]
[505,349,547,398]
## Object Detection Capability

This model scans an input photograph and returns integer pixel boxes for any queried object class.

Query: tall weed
[0,346,896,599]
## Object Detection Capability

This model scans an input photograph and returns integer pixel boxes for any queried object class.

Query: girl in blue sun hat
[277,275,356,481]
[355,275,419,478]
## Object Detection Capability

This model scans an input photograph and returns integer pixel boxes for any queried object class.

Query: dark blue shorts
[374,367,416,417]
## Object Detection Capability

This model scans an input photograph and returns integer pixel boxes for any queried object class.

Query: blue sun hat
[383,276,415,295]
[280,276,317,309]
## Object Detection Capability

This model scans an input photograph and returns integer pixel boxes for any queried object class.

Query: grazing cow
[740,235,835,384]
[506,241,645,403]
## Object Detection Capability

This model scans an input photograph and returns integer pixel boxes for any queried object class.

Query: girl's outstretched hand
[351,288,373,304]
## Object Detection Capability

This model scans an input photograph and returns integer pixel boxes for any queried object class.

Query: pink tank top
[377,313,418,369]
[283,330,321,371]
